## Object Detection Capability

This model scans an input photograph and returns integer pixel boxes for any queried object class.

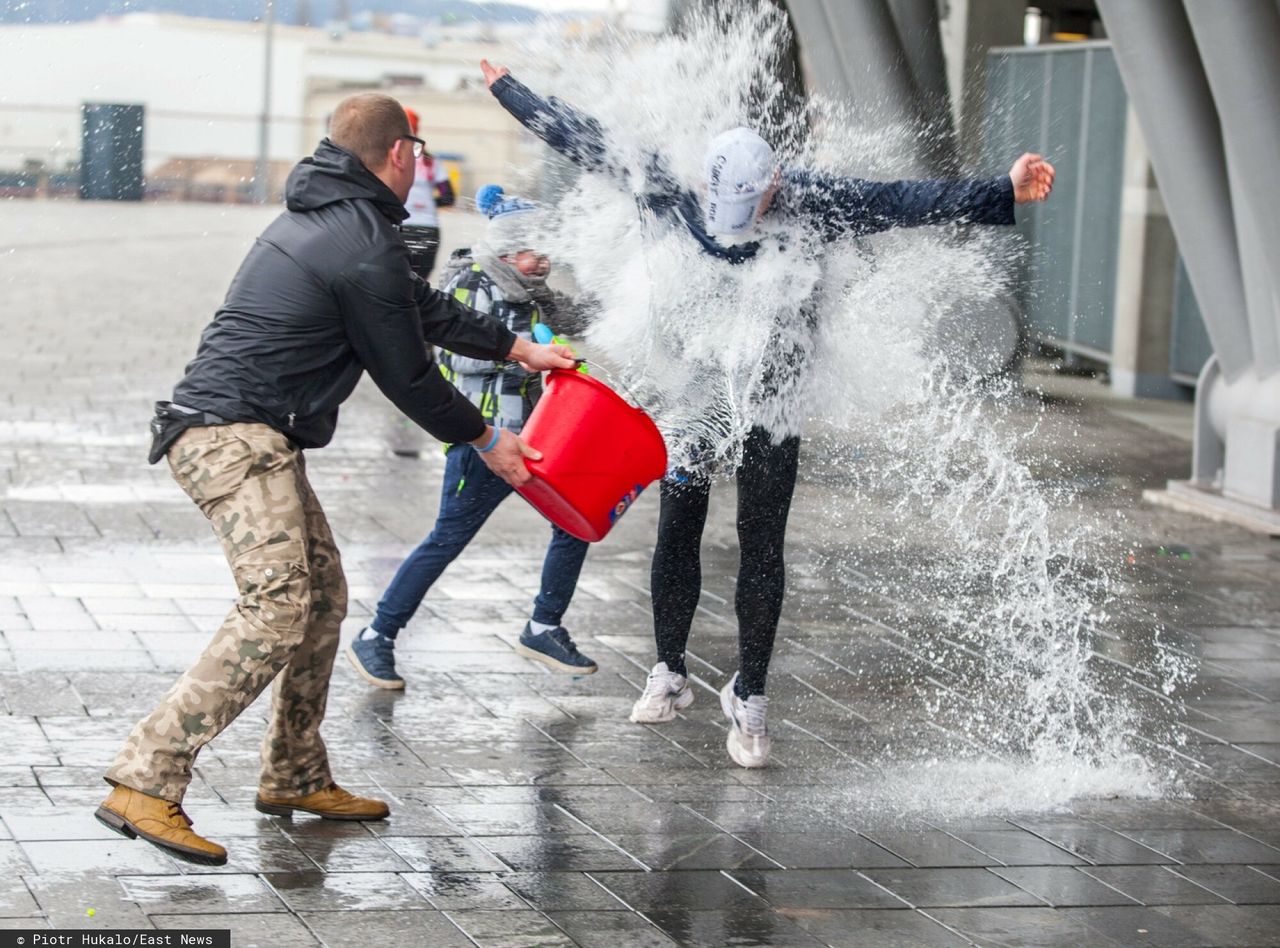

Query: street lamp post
[253,0,276,204]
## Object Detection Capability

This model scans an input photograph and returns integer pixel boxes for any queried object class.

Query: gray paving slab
[643,908,832,947]
[1080,864,1234,906]
[442,908,578,947]
[401,871,530,911]
[546,910,680,948]
[301,909,473,947]
[1167,864,1280,904]
[153,913,320,947]
[862,868,1047,908]
[989,865,1140,907]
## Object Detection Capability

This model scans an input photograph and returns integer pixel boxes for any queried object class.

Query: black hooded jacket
[164,139,516,453]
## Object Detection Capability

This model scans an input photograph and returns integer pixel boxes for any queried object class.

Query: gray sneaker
[720,673,770,768]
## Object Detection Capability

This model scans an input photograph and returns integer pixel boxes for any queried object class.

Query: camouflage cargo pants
[105,423,347,803]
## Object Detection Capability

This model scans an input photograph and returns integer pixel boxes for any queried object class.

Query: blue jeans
[371,444,590,638]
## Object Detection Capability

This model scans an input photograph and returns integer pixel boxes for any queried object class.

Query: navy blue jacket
[490,74,1016,262]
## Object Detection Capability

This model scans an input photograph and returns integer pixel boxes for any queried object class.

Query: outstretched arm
[791,152,1055,239]
[483,60,621,178]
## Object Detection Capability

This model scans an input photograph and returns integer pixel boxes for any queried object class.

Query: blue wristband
[474,426,502,454]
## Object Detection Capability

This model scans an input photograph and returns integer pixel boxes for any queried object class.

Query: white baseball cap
[703,127,776,237]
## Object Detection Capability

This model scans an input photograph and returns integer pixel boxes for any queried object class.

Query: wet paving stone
[565,800,722,836]
[546,909,680,947]
[480,834,645,872]
[730,868,910,909]
[442,908,578,947]
[607,832,782,870]
[1123,829,1280,864]
[22,875,153,930]
[946,830,1085,866]
[1012,821,1175,865]
[263,871,431,912]
[0,841,32,875]
[500,871,627,912]
[20,838,180,875]
[862,831,1000,868]
[433,802,594,836]
[119,873,286,914]
[1151,904,1280,947]
[402,871,530,911]
[301,908,474,947]
[929,906,1116,947]
[291,837,414,873]
[734,831,912,869]
[990,866,1140,907]
[863,868,1047,908]
[1080,864,1233,905]
[153,912,321,947]
[642,908,830,947]
[1055,905,1208,947]
[1167,864,1280,903]
[379,836,510,873]
[0,877,40,918]
[176,836,320,876]
[587,869,762,912]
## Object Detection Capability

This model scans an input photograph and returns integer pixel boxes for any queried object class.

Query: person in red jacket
[401,106,456,281]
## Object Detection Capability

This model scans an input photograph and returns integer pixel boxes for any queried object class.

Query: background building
[0,12,544,200]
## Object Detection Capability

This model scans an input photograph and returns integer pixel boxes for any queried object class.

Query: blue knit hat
[475,184,540,256]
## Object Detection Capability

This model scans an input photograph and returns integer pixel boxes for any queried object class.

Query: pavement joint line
[914,907,983,946]
[685,649,726,677]
[779,718,872,769]
[717,867,763,898]
[786,672,874,723]
[1123,731,1217,773]
[550,803,653,872]
[693,602,733,626]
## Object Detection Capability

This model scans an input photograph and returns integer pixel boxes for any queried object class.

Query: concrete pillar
[1109,107,1184,400]
[1181,0,1280,378]
[888,0,959,171]
[787,0,932,173]
[1095,0,1254,384]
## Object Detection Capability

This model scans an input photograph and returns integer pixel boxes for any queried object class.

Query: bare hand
[473,428,539,487]
[508,337,576,372]
[1010,153,1055,203]
[480,59,510,90]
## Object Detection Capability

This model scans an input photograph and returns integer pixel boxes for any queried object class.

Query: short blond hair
[329,93,411,170]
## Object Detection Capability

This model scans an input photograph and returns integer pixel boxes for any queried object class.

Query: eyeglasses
[403,135,427,158]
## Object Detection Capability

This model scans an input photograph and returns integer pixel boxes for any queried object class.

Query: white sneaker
[720,673,771,768]
[629,661,694,723]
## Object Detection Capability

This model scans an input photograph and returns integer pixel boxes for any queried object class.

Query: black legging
[650,427,800,696]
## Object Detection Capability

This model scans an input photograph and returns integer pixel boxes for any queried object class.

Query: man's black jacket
[164,139,516,454]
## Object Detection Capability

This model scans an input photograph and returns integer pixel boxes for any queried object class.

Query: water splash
[509,2,1196,813]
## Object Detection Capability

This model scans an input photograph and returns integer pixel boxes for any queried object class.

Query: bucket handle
[554,360,651,414]
[532,323,653,413]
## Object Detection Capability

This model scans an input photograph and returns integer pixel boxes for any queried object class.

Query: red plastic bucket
[516,369,667,542]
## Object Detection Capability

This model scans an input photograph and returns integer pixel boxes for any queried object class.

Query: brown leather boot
[255,783,390,821]
[95,785,227,866]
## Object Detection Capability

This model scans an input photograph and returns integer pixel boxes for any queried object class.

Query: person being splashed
[480,58,1054,769]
